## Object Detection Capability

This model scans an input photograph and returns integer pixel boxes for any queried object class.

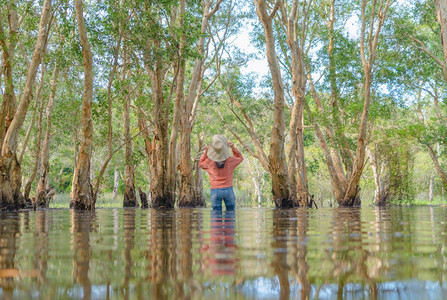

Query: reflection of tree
[178,209,203,298]
[322,208,377,300]
[148,210,176,299]
[271,210,291,300]
[71,211,95,300]
[290,208,310,300]
[0,213,20,298]
[146,209,205,299]
[121,209,135,300]
[35,210,49,289]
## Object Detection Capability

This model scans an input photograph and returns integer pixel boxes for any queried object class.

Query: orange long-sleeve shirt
[198,145,243,189]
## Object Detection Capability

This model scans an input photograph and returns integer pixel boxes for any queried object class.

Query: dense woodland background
[0,0,445,210]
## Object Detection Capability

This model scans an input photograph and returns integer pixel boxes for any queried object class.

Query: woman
[198,135,243,210]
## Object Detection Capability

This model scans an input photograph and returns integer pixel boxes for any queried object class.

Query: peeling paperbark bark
[254,0,292,207]
[178,0,222,207]
[283,0,309,206]
[0,0,51,211]
[24,65,49,201]
[70,0,94,210]
[32,65,58,205]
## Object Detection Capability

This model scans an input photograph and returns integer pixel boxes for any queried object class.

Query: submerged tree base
[151,196,175,209]
[0,156,31,211]
[70,192,95,210]
[273,197,298,208]
[178,198,206,208]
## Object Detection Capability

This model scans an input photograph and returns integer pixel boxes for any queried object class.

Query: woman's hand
[228,141,234,147]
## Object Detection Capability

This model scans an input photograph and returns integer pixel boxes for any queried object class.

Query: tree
[307,0,391,206]
[70,0,94,210]
[0,0,52,211]
[254,0,293,207]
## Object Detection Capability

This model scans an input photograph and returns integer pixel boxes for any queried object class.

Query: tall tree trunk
[192,137,205,206]
[141,58,172,208]
[0,0,51,211]
[367,146,388,206]
[123,71,137,207]
[70,0,94,210]
[36,63,58,207]
[178,0,222,207]
[168,0,186,206]
[254,0,292,207]
[429,173,435,202]
[24,73,46,201]
[91,9,122,200]
[284,0,308,206]
[19,65,46,164]
[327,0,353,176]
[0,3,19,152]
[339,0,390,206]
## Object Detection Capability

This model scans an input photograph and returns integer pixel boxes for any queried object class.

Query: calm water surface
[0,207,447,299]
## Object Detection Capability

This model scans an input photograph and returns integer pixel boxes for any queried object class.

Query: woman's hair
[215,161,225,168]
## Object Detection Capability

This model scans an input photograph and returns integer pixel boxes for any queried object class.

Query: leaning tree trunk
[36,63,58,208]
[23,68,46,201]
[0,0,51,211]
[427,145,447,190]
[339,0,390,206]
[0,4,19,152]
[123,70,137,207]
[178,0,222,207]
[254,0,292,207]
[70,0,94,210]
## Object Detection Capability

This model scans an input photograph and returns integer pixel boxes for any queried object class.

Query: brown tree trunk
[91,14,122,200]
[0,0,51,211]
[168,1,186,206]
[0,3,19,152]
[70,0,94,210]
[36,64,58,207]
[284,1,309,206]
[254,0,292,207]
[24,67,47,201]
[123,70,137,207]
[339,0,390,206]
[148,67,171,208]
[19,65,45,164]
[327,1,353,176]
[178,0,222,207]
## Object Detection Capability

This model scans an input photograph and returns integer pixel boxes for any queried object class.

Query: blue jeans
[210,187,235,210]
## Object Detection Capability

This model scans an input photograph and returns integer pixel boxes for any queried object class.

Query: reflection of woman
[199,135,243,210]
[202,210,237,276]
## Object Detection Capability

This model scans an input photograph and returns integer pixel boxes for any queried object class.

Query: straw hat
[207,135,230,162]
